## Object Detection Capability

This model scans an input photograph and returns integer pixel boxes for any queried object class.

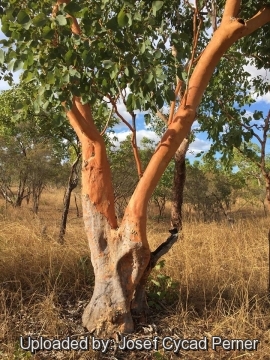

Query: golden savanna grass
[0,189,269,359]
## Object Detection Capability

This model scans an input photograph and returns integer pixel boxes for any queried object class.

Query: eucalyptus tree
[0,85,66,209]
[1,0,270,336]
[232,143,270,214]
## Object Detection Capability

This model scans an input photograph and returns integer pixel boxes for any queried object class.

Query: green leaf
[144,113,151,125]
[166,89,175,101]
[33,13,47,27]
[42,26,55,39]
[13,60,24,72]
[117,7,128,27]
[64,2,82,16]
[26,51,34,66]
[14,101,24,111]
[82,50,92,66]
[46,72,55,85]
[6,9,14,21]
[106,16,118,30]
[151,279,161,287]
[154,49,162,59]
[145,72,153,84]
[140,42,146,54]
[253,110,263,120]
[23,71,35,83]
[1,22,12,37]
[126,93,133,110]
[110,64,118,79]
[103,60,114,69]
[17,10,30,25]
[56,15,67,26]
[181,71,188,82]
[0,49,4,64]
[152,1,163,16]
[64,50,76,65]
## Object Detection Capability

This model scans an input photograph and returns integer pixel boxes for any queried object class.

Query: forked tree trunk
[59,0,270,337]
[66,98,151,335]
[170,138,189,231]
[81,197,150,334]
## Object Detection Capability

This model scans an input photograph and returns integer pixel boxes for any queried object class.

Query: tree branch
[242,6,270,37]
[156,110,168,125]
[131,113,144,178]
[150,233,179,268]
[223,0,241,20]
[127,1,270,219]
[168,80,182,125]
[100,107,113,136]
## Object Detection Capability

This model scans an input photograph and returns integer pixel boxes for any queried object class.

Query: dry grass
[0,189,269,359]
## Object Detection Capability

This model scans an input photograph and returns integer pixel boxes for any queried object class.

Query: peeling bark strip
[53,0,270,336]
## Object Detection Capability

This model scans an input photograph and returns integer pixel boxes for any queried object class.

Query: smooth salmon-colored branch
[131,113,144,178]
[184,6,203,108]
[54,0,81,35]
[111,98,144,178]
[66,98,106,167]
[243,6,270,37]
[66,98,99,141]
[131,132,144,178]
[127,0,270,219]
[168,80,182,125]
[52,3,117,230]
[223,0,241,20]
[111,101,134,132]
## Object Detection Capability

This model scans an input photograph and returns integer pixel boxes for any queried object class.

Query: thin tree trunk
[264,173,270,214]
[58,153,81,244]
[170,138,189,231]
[32,182,43,215]
[74,193,80,217]
[14,175,27,207]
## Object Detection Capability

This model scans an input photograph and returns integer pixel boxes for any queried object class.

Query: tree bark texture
[60,1,270,337]
[170,138,189,231]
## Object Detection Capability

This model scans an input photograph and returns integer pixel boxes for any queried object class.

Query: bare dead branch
[150,233,179,268]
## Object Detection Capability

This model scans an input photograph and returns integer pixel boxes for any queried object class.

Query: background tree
[0,86,66,211]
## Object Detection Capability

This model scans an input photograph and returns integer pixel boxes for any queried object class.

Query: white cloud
[188,138,211,154]
[244,64,270,81]
[109,129,160,148]
[192,120,199,130]
[257,93,270,104]
[243,64,270,103]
